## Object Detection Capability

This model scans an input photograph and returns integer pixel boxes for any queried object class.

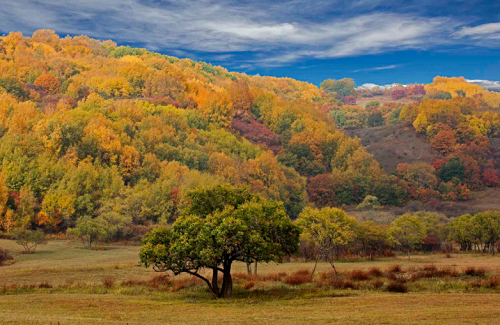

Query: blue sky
[1,0,500,88]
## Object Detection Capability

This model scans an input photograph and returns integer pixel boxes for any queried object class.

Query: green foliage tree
[0,77,27,98]
[67,216,110,249]
[356,195,381,210]
[140,185,300,298]
[320,78,356,99]
[356,221,388,260]
[296,207,357,276]
[12,229,48,254]
[388,214,427,260]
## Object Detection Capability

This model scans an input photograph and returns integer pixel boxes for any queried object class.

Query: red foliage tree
[391,89,407,100]
[483,168,500,187]
[342,95,356,105]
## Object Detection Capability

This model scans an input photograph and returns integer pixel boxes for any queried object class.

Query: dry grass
[2,239,500,323]
[2,293,500,324]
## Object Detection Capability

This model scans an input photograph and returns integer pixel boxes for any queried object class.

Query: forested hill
[0,30,381,232]
[0,30,499,234]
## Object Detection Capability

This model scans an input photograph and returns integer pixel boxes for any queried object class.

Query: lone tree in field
[140,185,300,298]
[12,229,47,254]
[388,214,427,260]
[296,207,356,277]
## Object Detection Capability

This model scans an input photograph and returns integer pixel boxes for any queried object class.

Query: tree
[388,214,427,260]
[228,80,253,111]
[320,79,355,99]
[296,207,357,277]
[483,168,500,187]
[0,77,27,98]
[343,96,356,105]
[140,185,299,298]
[356,195,381,210]
[34,74,60,93]
[67,216,110,249]
[356,221,388,260]
[447,214,474,251]
[12,229,48,254]
[391,89,406,100]
[439,160,465,183]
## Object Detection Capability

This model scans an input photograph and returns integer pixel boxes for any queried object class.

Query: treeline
[298,207,500,263]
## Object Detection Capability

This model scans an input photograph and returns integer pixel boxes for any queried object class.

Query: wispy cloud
[0,0,498,67]
[353,64,401,73]
[454,23,500,39]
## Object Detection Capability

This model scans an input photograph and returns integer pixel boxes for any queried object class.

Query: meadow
[1,239,500,324]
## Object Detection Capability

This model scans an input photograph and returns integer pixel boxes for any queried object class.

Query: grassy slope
[2,239,500,324]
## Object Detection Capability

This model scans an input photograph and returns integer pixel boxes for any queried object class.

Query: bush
[387,282,407,293]
[464,267,486,277]
[368,267,383,277]
[348,269,369,281]
[283,269,311,285]
[102,276,115,289]
[0,248,14,266]
[388,264,402,273]
[242,280,255,290]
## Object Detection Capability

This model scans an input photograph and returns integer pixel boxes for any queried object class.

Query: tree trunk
[407,249,411,260]
[328,259,338,276]
[253,261,258,275]
[311,258,318,279]
[220,262,233,298]
[246,262,252,274]
[212,268,220,297]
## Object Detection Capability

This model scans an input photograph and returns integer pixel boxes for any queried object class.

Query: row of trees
[139,185,500,299]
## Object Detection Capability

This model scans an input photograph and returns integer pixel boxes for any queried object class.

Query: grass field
[1,239,500,324]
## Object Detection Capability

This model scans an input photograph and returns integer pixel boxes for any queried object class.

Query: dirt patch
[346,124,438,173]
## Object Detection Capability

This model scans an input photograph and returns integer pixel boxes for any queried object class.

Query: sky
[1,0,500,88]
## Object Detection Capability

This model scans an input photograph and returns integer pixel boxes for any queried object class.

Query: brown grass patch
[283,269,311,285]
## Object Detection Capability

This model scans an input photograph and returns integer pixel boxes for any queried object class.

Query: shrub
[283,269,311,285]
[0,248,14,266]
[388,264,402,273]
[329,278,357,289]
[464,267,486,277]
[102,276,115,289]
[242,280,255,290]
[481,276,500,289]
[387,282,407,293]
[368,267,383,277]
[348,269,369,281]
[370,279,384,289]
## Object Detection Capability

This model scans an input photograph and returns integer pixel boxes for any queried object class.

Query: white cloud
[467,79,500,92]
[454,23,500,39]
[0,0,495,67]
[353,64,400,73]
[357,83,405,90]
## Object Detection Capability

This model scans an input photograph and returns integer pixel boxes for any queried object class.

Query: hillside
[346,124,438,173]
[0,31,500,236]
